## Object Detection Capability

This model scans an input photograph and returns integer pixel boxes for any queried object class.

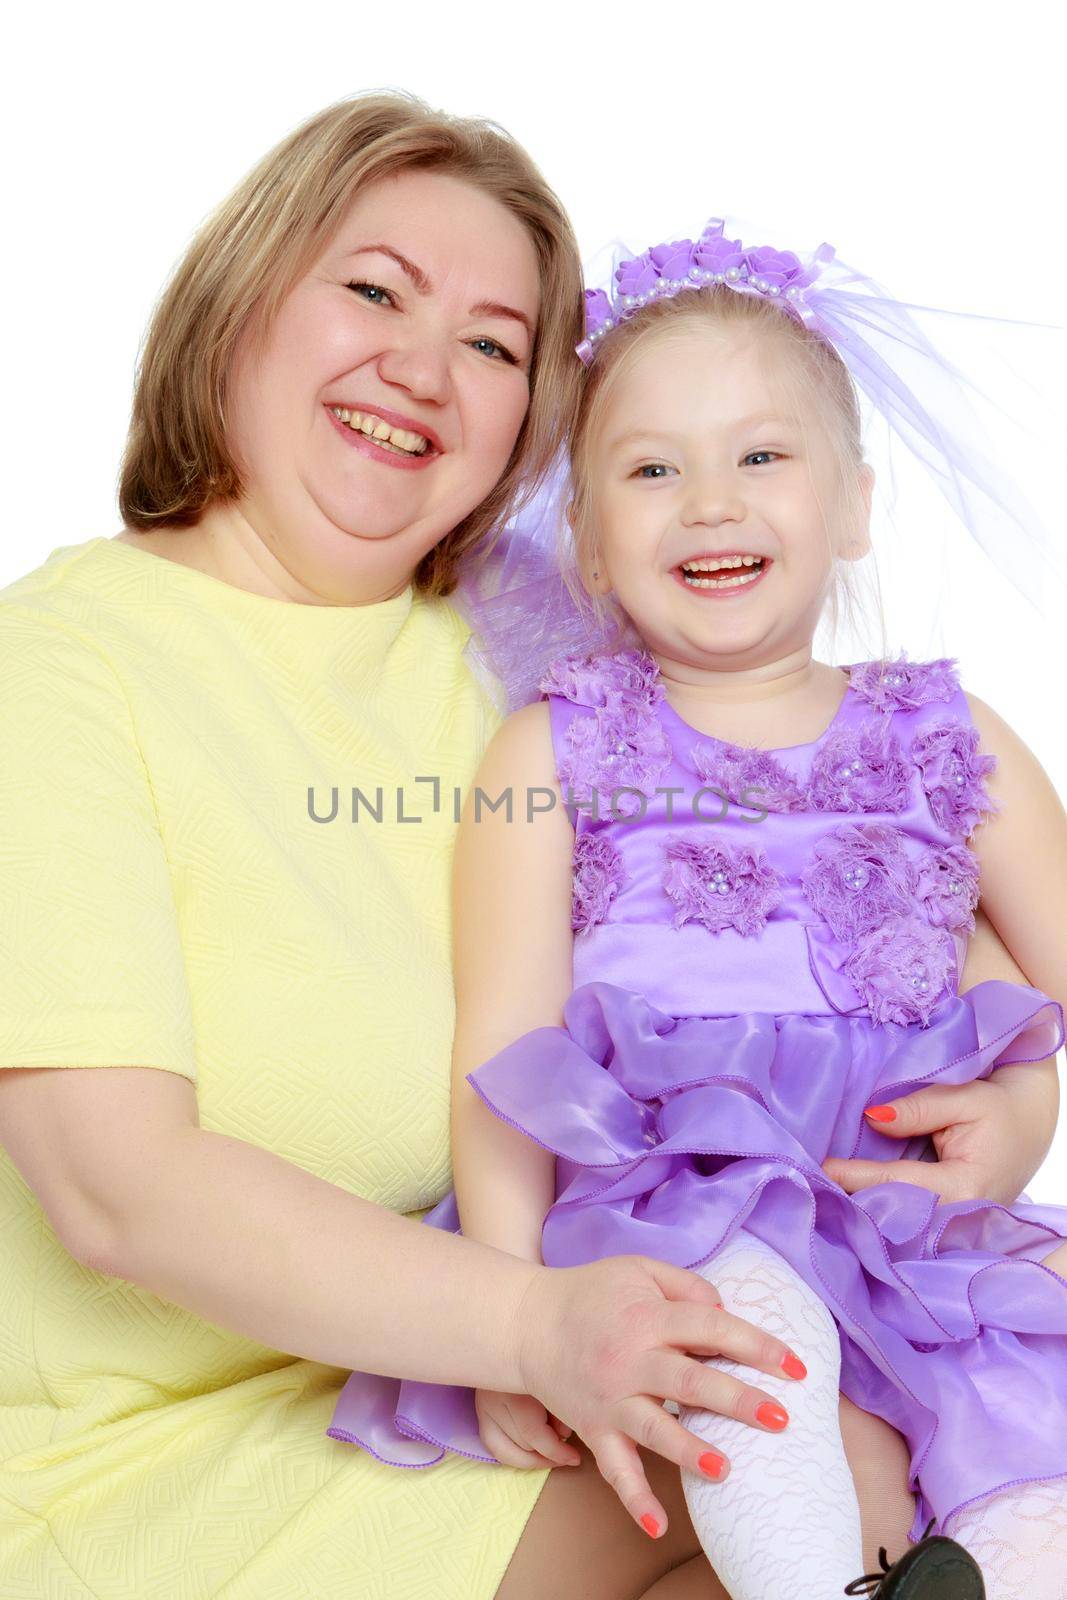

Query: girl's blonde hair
[119,90,584,598]
[567,287,885,655]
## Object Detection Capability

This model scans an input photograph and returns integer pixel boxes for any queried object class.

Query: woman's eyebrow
[345,245,533,336]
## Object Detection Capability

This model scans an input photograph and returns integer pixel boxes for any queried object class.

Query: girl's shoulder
[844,654,963,714]
[538,646,664,712]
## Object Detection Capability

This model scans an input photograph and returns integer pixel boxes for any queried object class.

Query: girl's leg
[495,1296,917,1599]
[678,1228,865,1600]
[940,1236,1067,1600]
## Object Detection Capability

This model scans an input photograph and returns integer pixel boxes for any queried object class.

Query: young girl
[329,221,1067,1599]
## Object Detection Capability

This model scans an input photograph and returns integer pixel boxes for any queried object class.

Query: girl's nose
[682,474,746,528]
[377,340,453,407]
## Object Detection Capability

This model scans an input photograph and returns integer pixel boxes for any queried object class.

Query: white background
[3,0,1064,1193]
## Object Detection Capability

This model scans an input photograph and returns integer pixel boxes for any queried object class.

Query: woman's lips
[325,405,439,472]
[671,560,772,599]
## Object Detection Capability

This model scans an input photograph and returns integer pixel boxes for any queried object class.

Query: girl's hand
[475,1388,581,1470]
[510,1253,807,1539]
[824,1061,1059,1205]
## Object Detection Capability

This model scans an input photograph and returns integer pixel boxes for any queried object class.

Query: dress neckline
[655,660,855,755]
[92,535,415,621]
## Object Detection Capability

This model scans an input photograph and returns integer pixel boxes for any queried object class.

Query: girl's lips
[670,560,772,599]
[324,406,440,472]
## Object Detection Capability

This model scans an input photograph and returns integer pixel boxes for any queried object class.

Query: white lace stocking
[678,1228,864,1600]
[947,1481,1067,1599]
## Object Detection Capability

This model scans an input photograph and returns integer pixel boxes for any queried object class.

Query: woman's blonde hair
[119,90,584,597]
[567,287,885,655]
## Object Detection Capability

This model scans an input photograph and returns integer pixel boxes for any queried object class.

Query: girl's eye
[744,450,782,466]
[468,336,518,366]
[347,280,397,308]
[634,463,677,479]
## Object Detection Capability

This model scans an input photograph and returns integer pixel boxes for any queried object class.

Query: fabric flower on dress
[663,836,783,936]
[911,720,998,838]
[571,833,626,933]
[848,655,959,713]
[916,842,981,933]
[539,648,663,712]
[801,822,915,942]
[558,699,672,819]
[808,723,912,814]
[844,915,957,1027]
[691,741,808,814]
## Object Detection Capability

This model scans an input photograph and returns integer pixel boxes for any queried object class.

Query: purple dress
[329,648,1067,1538]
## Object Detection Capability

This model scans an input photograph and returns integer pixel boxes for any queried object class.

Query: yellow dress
[0,537,548,1599]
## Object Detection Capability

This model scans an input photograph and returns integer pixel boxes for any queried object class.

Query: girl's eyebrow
[608,412,795,451]
[344,244,533,336]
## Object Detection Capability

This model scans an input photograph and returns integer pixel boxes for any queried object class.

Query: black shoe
[844,1522,985,1597]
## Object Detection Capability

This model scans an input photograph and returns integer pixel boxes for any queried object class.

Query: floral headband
[577,218,835,364]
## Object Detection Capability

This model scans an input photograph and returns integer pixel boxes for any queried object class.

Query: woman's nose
[376,339,453,407]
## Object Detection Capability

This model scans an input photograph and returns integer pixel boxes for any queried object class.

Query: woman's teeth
[329,407,430,456]
[680,555,765,589]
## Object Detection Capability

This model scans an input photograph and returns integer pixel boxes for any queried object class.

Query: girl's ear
[569,500,611,595]
[838,463,875,562]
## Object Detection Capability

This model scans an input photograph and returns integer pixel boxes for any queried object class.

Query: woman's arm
[450,700,575,1263]
[0,1059,543,1392]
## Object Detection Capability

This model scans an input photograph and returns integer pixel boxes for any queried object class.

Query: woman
[0,92,1056,1600]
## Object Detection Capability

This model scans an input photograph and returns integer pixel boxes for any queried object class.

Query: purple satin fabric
[329,654,1067,1540]
[329,979,1066,1536]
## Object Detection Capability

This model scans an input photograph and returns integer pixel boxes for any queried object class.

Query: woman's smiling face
[585,319,870,669]
[225,168,541,598]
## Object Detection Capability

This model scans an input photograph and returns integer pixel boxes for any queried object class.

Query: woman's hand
[826,903,1061,1205]
[475,1388,581,1470]
[824,1060,1059,1205]
[511,1253,806,1538]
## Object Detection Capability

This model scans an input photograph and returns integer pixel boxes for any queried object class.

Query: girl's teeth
[682,569,763,589]
[329,407,429,456]
[679,555,765,589]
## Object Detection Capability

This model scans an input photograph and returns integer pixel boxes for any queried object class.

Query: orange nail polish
[781,1351,807,1380]
[640,1513,661,1538]
[865,1104,897,1123]
[698,1450,727,1479]
[756,1401,789,1431]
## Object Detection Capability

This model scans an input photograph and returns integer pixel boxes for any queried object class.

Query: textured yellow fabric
[0,537,547,1598]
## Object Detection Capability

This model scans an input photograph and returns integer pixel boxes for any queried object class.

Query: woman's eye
[469,336,518,366]
[346,281,396,308]
[744,450,781,466]
[635,463,676,479]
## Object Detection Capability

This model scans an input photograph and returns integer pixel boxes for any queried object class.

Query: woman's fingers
[661,1298,807,1384]
[644,1351,791,1435]
[589,1430,671,1539]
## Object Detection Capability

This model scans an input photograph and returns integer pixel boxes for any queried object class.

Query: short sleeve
[0,611,196,1079]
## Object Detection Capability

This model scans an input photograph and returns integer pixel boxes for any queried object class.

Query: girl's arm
[827,696,1066,1201]
[965,692,1067,1013]
[450,699,575,1264]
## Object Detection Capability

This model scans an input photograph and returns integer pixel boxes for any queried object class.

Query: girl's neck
[652,649,849,745]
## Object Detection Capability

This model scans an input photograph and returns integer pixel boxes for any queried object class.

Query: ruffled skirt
[328,978,1067,1538]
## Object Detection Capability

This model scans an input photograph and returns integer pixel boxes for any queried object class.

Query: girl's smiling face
[583,319,871,671]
